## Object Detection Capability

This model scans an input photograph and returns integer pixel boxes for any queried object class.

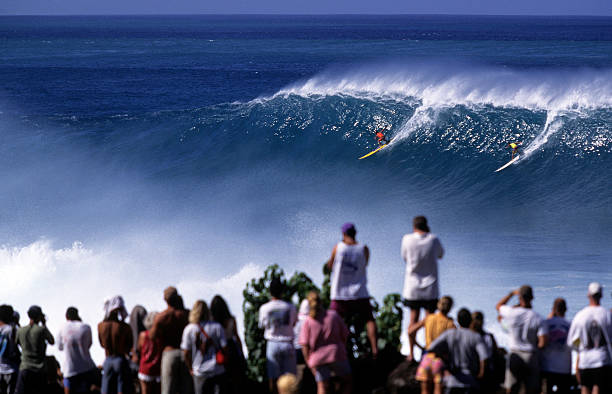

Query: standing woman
[299,291,351,394]
[137,312,162,394]
[209,296,245,394]
[181,301,228,394]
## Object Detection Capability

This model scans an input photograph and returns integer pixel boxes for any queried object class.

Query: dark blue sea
[0,15,611,356]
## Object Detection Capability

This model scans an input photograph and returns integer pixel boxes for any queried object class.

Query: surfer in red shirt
[375,129,389,146]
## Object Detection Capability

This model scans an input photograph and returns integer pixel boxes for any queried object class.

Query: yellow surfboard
[358,144,388,160]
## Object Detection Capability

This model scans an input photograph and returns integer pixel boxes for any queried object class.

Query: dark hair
[270,277,284,299]
[0,305,14,324]
[457,308,472,328]
[413,216,430,232]
[66,307,81,321]
[553,298,567,315]
[210,295,232,325]
[519,285,534,302]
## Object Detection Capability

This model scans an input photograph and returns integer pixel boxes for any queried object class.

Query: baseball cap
[588,282,603,296]
[341,222,356,234]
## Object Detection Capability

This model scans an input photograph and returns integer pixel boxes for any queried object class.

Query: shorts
[138,372,161,383]
[402,299,438,314]
[313,360,351,382]
[330,299,374,323]
[505,351,539,392]
[266,341,296,380]
[63,369,98,393]
[579,366,612,390]
[415,353,445,384]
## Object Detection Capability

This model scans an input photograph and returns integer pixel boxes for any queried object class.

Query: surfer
[375,129,389,146]
[508,142,521,159]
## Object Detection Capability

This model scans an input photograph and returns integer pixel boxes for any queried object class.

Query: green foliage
[376,293,403,352]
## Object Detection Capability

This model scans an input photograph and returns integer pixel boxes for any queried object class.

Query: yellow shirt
[425,312,456,348]
[509,143,518,149]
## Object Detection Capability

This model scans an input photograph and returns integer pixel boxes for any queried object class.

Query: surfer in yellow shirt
[508,142,521,159]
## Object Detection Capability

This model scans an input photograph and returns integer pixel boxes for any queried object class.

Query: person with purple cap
[401,215,444,363]
[14,305,54,394]
[567,282,612,394]
[98,295,134,394]
[325,222,378,358]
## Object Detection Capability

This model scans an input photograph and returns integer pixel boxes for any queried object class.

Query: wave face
[1,15,611,363]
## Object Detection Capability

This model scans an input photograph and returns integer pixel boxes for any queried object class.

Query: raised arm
[496,289,518,312]
[325,245,338,271]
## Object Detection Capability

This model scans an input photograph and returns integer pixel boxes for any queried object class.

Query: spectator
[182,300,228,394]
[150,286,192,394]
[210,295,245,393]
[277,373,298,394]
[98,296,133,394]
[259,277,297,394]
[57,307,97,394]
[401,216,444,362]
[428,308,488,393]
[138,312,162,394]
[293,299,310,391]
[14,305,55,394]
[0,305,19,394]
[567,282,612,394]
[129,305,148,366]
[409,296,455,394]
[325,222,378,358]
[496,285,547,394]
[541,298,572,394]
[299,291,351,394]
[471,311,502,393]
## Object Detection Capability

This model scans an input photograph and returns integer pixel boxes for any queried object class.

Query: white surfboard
[495,155,520,172]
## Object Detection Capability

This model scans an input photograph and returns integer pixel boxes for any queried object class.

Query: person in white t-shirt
[401,216,444,362]
[181,300,228,394]
[496,285,547,394]
[541,298,572,394]
[57,307,97,394]
[567,282,612,394]
[259,278,297,394]
[325,222,378,359]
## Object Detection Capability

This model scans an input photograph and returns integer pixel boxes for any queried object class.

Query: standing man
[259,278,297,394]
[496,285,547,394]
[326,222,378,358]
[14,306,55,394]
[150,287,192,394]
[541,298,572,394]
[401,216,443,362]
[567,282,612,394]
[0,305,19,394]
[428,308,489,393]
[98,296,133,394]
[58,307,98,394]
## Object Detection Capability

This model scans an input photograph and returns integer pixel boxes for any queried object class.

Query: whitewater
[0,15,611,364]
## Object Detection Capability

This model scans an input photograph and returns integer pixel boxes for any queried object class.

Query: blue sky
[1,0,611,15]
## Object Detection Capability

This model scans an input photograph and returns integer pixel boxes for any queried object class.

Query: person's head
[457,308,472,328]
[189,300,210,324]
[552,298,567,317]
[144,312,158,331]
[65,307,81,321]
[277,373,298,394]
[0,304,14,324]
[210,295,232,325]
[27,305,44,324]
[471,311,484,332]
[129,305,148,334]
[307,291,323,318]
[164,286,182,309]
[519,285,534,306]
[103,295,128,322]
[341,222,356,240]
[437,296,454,315]
[413,216,430,233]
[588,282,603,304]
[270,277,284,299]
[298,298,310,321]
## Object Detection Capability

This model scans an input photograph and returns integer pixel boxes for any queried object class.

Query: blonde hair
[189,300,209,324]
[307,291,322,318]
[277,373,298,394]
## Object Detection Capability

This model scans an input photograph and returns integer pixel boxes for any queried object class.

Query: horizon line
[1,12,612,17]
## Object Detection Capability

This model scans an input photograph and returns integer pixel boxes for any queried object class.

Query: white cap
[588,282,603,296]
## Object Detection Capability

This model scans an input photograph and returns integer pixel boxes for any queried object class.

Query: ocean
[0,15,611,362]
